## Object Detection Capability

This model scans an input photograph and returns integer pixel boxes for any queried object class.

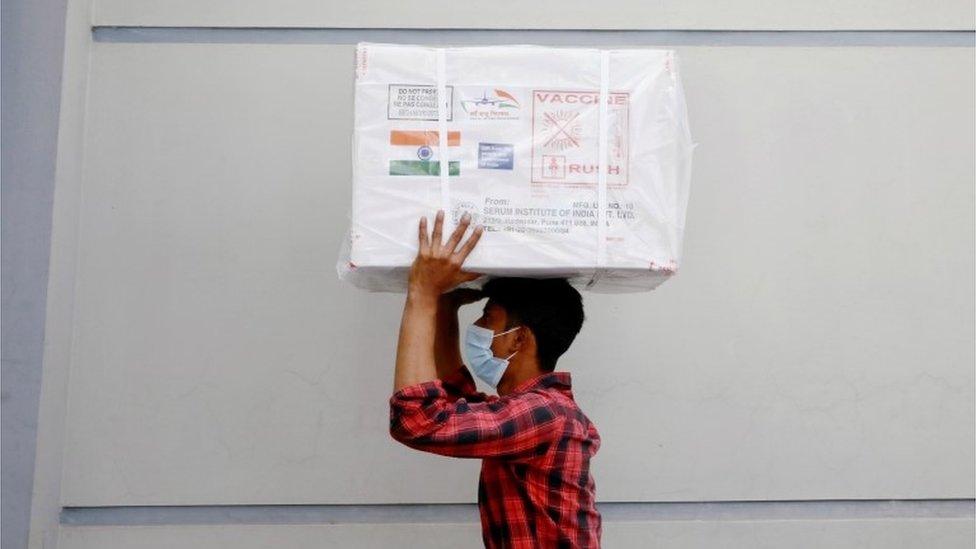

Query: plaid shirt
[390,366,602,548]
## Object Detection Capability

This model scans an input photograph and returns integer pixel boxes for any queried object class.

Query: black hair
[481,277,585,373]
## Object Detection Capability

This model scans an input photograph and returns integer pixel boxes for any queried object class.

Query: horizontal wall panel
[59,519,976,549]
[61,523,483,549]
[91,0,976,31]
[61,43,974,505]
[89,28,976,48]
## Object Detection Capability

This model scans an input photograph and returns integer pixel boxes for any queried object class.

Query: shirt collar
[510,371,573,395]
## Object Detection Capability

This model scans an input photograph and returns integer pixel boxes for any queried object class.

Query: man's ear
[513,326,533,353]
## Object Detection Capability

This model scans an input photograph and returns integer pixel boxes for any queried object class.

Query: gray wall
[1,1,68,549]
[5,1,975,548]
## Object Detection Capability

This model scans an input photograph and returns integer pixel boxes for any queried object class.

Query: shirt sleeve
[389,379,565,460]
[439,366,490,403]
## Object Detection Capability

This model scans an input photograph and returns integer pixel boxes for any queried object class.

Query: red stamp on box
[531,90,629,186]
[541,155,566,179]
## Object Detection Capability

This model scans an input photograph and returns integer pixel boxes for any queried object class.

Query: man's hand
[408,210,484,301]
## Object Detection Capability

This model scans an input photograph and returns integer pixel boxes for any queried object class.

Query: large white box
[338,43,694,292]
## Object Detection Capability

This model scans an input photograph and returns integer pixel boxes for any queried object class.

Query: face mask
[463,324,520,388]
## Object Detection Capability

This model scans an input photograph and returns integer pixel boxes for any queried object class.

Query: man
[389,210,602,548]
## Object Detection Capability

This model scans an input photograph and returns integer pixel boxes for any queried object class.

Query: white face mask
[463,324,520,388]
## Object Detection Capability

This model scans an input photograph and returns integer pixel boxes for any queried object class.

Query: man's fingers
[430,210,445,253]
[459,271,482,283]
[443,212,472,254]
[418,216,430,254]
[454,225,484,262]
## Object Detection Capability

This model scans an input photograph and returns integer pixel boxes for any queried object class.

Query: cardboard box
[338,43,694,292]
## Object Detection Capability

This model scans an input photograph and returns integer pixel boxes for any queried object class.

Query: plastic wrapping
[337,43,694,293]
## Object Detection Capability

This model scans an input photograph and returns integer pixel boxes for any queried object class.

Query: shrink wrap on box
[338,43,694,292]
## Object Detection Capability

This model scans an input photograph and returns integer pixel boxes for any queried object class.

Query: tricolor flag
[388,130,461,176]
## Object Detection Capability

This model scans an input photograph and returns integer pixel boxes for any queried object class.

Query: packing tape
[597,50,610,269]
[436,49,451,226]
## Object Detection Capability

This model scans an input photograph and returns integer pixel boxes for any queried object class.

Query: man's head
[473,278,585,382]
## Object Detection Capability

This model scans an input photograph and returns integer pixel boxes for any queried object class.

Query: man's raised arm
[393,210,483,393]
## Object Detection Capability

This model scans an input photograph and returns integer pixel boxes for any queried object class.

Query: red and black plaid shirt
[390,366,602,548]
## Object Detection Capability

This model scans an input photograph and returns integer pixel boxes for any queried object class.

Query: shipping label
[478,143,514,170]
